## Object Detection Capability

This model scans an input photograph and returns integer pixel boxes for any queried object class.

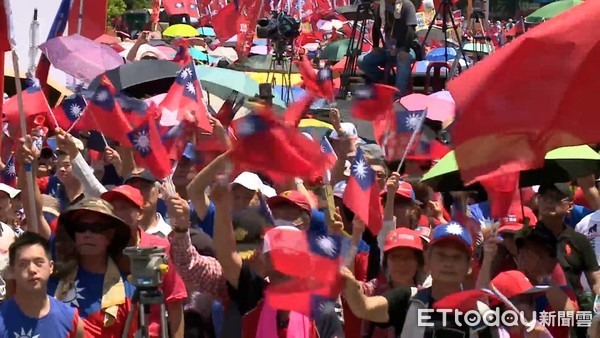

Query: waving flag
[2,81,53,137]
[211,3,238,42]
[507,17,525,37]
[297,55,335,102]
[160,61,212,133]
[0,0,15,52]
[127,111,172,180]
[374,107,426,161]
[53,93,87,131]
[343,147,383,234]
[231,108,329,183]
[320,136,337,169]
[82,75,133,145]
[0,154,16,187]
[351,84,398,121]
[266,228,342,318]
[284,93,315,127]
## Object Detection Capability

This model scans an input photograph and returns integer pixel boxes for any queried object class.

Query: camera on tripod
[256,11,301,42]
[123,246,169,288]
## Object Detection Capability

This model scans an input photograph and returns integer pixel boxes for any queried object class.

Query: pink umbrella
[39,34,124,84]
[400,91,455,122]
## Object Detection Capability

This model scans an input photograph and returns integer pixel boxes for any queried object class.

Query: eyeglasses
[73,222,110,234]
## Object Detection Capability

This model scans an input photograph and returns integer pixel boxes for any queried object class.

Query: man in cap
[46,198,136,337]
[342,222,495,337]
[101,185,188,337]
[514,225,578,338]
[267,190,313,230]
[536,182,599,336]
[0,232,85,337]
[124,169,172,238]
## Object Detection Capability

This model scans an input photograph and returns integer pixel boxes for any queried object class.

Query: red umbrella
[448,0,600,184]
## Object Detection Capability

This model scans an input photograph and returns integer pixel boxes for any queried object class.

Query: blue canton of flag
[395,108,425,133]
[320,136,335,156]
[317,67,332,83]
[309,294,339,320]
[234,114,269,138]
[92,84,116,111]
[160,123,185,144]
[353,85,376,100]
[307,233,342,260]
[175,62,200,101]
[127,123,152,158]
[350,147,376,191]
[61,94,87,122]
[0,155,16,186]
[258,193,275,226]
[24,78,42,94]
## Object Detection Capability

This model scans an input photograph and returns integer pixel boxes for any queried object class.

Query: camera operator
[358,0,417,97]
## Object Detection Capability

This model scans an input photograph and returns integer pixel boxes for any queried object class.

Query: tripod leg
[122,293,139,338]
[160,303,169,338]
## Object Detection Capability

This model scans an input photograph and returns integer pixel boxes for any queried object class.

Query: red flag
[235,0,262,58]
[211,3,238,43]
[0,0,14,52]
[81,75,133,145]
[159,59,212,133]
[343,147,383,235]
[284,93,315,127]
[506,18,525,37]
[449,0,600,185]
[2,83,53,137]
[351,84,398,121]
[127,106,173,180]
[231,107,329,183]
[481,172,520,219]
[296,55,335,102]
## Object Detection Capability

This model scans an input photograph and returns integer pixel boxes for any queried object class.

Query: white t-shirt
[575,210,600,291]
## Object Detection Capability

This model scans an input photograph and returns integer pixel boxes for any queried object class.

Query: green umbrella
[319,39,356,62]
[525,0,584,24]
[421,145,600,191]
[195,65,287,109]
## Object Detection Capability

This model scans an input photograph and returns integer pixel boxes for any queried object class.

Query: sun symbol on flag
[236,119,255,136]
[185,82,196,95]
[63,280,85,307]
[317,236,336,256]
[6,163,15,176]
[13,328,40,338]
[69,103,83,118]
[131,130,151,154]
[95,90,109,102]
[405,113,422,130]
[180,67,192,79]
[446,222,463,236]
[352,158,368,180]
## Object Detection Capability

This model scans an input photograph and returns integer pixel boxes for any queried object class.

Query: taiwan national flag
[265,228,343,318]
[343,147,383,235]
[127,112,172,180]
[320,136,337,169]
[2,81,53,137]
[53,93,87,131]
[0,154,16,187]
[297,55,334,102]
[160,61,212,133]
[376,107,426,161]
[82,76,133,145]
[351,84,398,121]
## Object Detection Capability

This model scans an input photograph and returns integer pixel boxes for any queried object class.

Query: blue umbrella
[195,65,287,108]
[426,47,457,62]
[197,27,216,37]
[188,47,219,64]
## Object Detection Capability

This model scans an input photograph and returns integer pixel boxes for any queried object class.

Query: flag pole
[12,50,40,232]
[395,108,428,173]
[77,0,84,34]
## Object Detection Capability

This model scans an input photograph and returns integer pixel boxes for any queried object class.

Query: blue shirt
[567,204,594,228]
[0,296,78,337]
[469,201,491,222]
[47,269,136,319]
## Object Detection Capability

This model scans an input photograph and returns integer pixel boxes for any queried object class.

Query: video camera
[123,246,169,289]
[256,11,301,42]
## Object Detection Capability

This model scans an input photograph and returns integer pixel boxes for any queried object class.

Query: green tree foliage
[107,0,127,24]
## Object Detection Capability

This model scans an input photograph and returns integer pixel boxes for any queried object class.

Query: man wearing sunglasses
[536,182,599,338]
[46,199,136,337]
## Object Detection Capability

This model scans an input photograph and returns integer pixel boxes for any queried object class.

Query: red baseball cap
[101,185,144,209]
[383,228,424,253]
[267,190,312,215]
[498,206,538,233]
[380,181,419,203]
[490,270,549,299]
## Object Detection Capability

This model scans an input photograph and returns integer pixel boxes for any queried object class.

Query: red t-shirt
[138,228,188,338]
